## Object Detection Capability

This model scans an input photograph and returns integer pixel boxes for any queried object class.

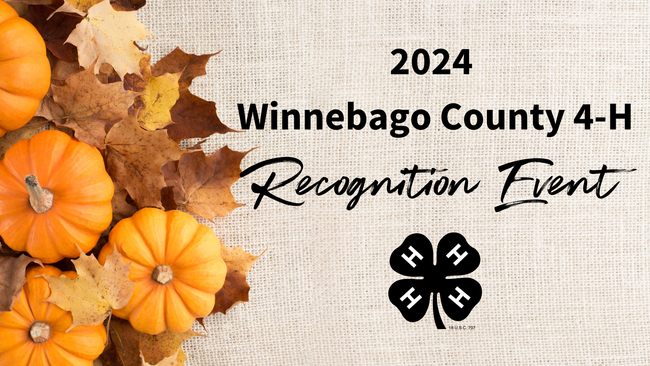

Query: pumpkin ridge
[132,210,166,265]
[129,284,165,334]
[36,131,74,185]
[50,205,104,237]
[168,281,206,318]
[163,211,198,264]
[24,216,56,263]
[50,329,104,360]
[45,214,84,261]
[164,223,211,266]
[43,340,80,366]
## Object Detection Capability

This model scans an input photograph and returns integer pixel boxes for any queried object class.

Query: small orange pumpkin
[0,130,114,263]
[0,0,51,137]
[99,208,227,335]
[0,265,106,366]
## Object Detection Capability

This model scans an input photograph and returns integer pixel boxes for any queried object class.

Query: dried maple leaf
[110,318,201,366]
[43,247,135,330]
[24,0,82,62]
[112,188,137,222]
[109,0,145,12]
[200,243,260,319]
[66,0,150,79]
[150,48,235,142]
[63,0,101,12]
[36,59,82,121]
[105,116,183,208]
[138,72,181,130]
[0,118,47,160]
[164,147,249,222]
[51,63,136,148]
[0,255,42,313]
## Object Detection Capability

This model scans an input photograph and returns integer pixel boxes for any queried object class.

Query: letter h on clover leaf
[388,233,482,329]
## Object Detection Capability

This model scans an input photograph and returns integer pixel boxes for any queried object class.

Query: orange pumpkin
[0,130,114,263]
[0,0,51,137]
[0,265,106,366]
[98,208,227,335]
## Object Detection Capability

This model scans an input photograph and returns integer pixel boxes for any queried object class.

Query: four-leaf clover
[388,233,482,329]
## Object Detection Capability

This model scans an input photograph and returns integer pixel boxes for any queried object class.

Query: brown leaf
[51,59,83,85]
[109,0,145,11]
[105,116,183,208]
[112,188,137,222]
[167,147,249,221]
[110,318,202,366]
[0,255,42,313]
[66,0,150,79]
[160,161,181,210]
[167,93,236,143]
[0,118,47,160]
[199,243,260,319]
[149,48,235,142]
[24,0,82,62]
[96,338,125,366]
[51,63,137,148]
[98,63,122,84]
[0,240,22,258]
[43,247,136,330]
[151,48,215,91]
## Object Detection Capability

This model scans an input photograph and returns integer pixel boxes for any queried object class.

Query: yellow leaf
[43,246,135,331]
[66,0,150,79]
[139,72,181,130]
[64,0,101,13]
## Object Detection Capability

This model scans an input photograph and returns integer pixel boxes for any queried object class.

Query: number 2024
[391,49,471,75]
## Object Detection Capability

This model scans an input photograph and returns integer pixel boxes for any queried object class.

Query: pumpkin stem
[29,321,51,343]
[24,175,53,214]
[152,265,174,285]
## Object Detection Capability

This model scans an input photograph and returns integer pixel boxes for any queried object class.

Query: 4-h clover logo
[388,232,482,329]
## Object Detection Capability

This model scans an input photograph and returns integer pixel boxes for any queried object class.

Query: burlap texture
[136,1,650,364]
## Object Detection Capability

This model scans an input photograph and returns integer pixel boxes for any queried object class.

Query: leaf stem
[432,293,445,329]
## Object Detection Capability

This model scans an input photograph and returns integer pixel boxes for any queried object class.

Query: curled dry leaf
[110,318,200,366]
[0,255,42,313]
[152,47,236,142]
[200,242,261,319]
[105,116,183,208]
[24,0,81,62]
[51,63,137,148]
[66,0,150,78]
[163,147,249,222]
[0,117,47,160]
[43,247,135,330]
[109,0,145,12]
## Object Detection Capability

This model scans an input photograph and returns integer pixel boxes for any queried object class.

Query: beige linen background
[136,1,649,365]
